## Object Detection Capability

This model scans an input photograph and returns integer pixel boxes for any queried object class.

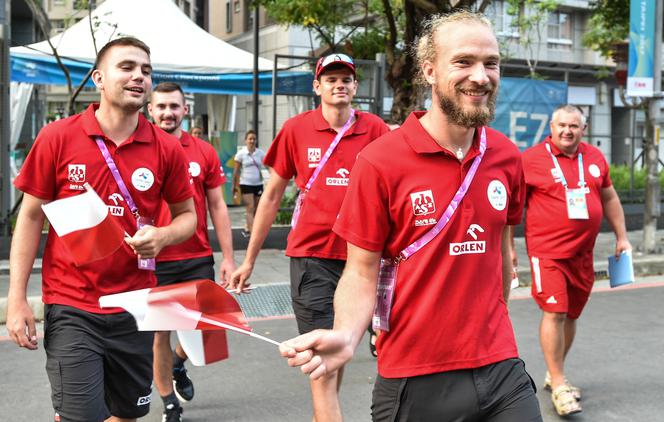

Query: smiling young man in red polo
[7,38,196,422]
[230,53,389,420]
[279,12,543,421]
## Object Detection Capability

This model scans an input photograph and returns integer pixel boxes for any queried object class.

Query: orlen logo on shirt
[107,193,125,217]
[450,224,486,256]
[308,148,321,168]
[410,190,435,216]
[326,168,350,186]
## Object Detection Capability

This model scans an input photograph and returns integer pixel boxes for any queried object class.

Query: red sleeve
[202,142,225,188]
[162,141,194,204]
[14,127,57,200]
[507,151,526,225]
[333,155,390,252]
[263,123,297,180]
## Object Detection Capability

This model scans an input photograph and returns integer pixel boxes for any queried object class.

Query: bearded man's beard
[437,85,497,128]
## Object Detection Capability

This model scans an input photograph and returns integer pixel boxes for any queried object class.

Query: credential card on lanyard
[545,143,588,220]
[372,127,488,332]
[372,259,398,332]
[565,189,589,219]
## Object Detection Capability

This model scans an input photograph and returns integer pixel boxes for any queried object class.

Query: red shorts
[529,251,595,319]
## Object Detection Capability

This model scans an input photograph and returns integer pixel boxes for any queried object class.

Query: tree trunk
[386,55,419,123]
[385,1,428,123]
[384,1,457,123]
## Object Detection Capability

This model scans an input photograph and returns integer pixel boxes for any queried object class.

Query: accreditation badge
[136,216,156,270]
[373,258,399,332]
[565,188,589,219]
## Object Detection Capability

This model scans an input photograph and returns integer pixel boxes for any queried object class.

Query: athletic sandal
[544,371,581,401]
[552,385,582,416]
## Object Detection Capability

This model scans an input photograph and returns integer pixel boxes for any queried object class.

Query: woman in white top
[233,130,266,237]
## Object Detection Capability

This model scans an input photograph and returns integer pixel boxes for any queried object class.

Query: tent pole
[252,2,259,144]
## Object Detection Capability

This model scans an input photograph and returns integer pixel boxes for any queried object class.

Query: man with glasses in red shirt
[230,53,389,420]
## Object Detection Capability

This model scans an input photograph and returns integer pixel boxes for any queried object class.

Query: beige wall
[45,0,107,34]
[208,0,271,41]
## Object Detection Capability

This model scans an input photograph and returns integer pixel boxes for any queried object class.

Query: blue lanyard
[545,143,585,189]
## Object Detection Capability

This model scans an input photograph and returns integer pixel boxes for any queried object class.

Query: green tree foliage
[260,0,365,51]
[258,0,492,123]
[582,0,630,58]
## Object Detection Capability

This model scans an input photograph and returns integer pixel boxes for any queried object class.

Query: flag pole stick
[199,316,281,347]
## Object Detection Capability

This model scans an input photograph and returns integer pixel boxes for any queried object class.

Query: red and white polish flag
[41,183,124,267]
[99,279,280,366]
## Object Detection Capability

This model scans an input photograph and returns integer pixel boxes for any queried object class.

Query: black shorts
[240,184,263,196]
[371,358,542,422]
[290,257,345,334]
[44,304,154,422]
[155,255,215,286]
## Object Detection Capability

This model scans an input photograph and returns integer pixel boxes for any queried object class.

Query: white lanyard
[545,143,585,189]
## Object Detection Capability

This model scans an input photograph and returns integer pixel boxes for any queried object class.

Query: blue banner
[627,0,656,97]
[10,53,310,96]
[492,77,568,150]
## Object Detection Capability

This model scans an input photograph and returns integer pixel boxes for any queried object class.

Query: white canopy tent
[11,0,274,81]
[7,0,315,210]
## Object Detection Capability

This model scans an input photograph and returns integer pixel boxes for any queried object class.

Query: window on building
[226,1,233,32]
[244,0,253,32]
[51,20,66,34]
[547,11,572,50]
[234,0,241,13]
[183,0,191,17]
[486,0,518,37]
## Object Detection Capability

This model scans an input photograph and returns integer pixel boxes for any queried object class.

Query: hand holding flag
[100,280,280,365]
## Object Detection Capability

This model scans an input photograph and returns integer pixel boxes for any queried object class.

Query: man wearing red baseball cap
[230,53,389,420]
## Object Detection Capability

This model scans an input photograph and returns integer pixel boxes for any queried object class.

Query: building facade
[208,0,664,167]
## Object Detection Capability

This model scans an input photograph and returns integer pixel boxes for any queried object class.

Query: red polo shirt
[523,137,611,258]
[334,112,525,378]
[157,132,225,261]
[14,104,193,313]
[265,106,389,260]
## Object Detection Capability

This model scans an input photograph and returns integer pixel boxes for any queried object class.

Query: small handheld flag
[100,279,280,365]
[41,183,124,266]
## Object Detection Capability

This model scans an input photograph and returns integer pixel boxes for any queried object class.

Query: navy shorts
[371,358,542,422]
[290,257,345,334]
[155,255,215,286]
[44,304,154,422]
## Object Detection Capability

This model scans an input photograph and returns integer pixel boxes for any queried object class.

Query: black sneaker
[162,402,183,422]
[173,366,195,402]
